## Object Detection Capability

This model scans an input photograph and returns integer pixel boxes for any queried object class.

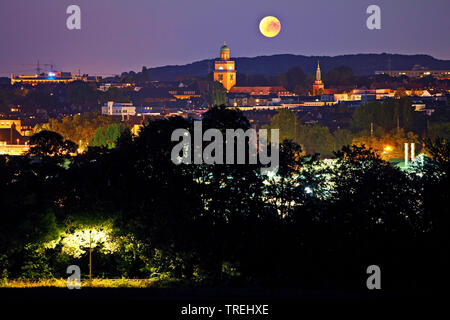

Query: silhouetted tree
[207,81,227,107]
[28,130,77,157]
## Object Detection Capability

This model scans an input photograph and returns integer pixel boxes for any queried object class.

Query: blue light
[48,72,56,77]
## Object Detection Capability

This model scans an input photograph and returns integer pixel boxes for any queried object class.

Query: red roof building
[229,86,293,96]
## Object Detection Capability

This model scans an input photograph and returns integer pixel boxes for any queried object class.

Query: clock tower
[213,43,236,91]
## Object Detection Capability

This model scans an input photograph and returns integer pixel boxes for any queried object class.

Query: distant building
[227,87,297,108]
[0,119,23,134]
[320,94,335,102]
[302,101,326,107]
[213,43,236,91]
[229,86,292,96]
[236,105,291,111]
[228,94,273,107]
[101,101,136,116]
[98,82,135,92]
[11,71,99,85]
[312,61,325,96]
[376,67,450,79]
[405,89,432,97]
[333,89,395,102]
[0,120,29,155]
[168,82,201,99]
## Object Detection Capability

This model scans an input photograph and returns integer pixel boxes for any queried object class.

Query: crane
[11,60,55,74]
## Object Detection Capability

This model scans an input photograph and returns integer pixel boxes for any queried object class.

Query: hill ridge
[144,53,450,81]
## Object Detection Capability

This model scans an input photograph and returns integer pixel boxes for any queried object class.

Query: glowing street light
[45,226,119,282]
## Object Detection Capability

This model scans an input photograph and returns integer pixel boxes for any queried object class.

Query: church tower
[213,43,236,91]
[312,61,325,96]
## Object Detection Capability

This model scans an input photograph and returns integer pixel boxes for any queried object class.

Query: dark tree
[28,130,78,157]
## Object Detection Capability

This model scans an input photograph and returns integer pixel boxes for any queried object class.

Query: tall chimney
[107,101,113,115]
[404,143,409,167]
[410,143,415,162]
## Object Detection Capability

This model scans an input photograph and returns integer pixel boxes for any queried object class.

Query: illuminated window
[219,67,224,70]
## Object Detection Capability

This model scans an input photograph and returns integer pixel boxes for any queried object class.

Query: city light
[304,186,313,194]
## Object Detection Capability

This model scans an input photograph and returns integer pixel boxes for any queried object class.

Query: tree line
[34,112,129,150]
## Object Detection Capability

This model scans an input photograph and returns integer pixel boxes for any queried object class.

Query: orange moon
[259,16,281,38]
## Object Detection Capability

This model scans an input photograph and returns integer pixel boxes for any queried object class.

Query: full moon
[259,16,281,38]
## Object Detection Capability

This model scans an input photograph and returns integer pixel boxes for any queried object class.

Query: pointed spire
[316,60,321,82]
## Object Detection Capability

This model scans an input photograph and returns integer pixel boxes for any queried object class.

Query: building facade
[11,71,99,85]
[101,101,136,116]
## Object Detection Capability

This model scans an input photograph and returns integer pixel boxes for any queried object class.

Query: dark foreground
[0,287,428,301]
[0,287,442,317]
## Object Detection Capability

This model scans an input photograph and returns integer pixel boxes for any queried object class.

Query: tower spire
[312,59,325,96]
[316,60,321,82]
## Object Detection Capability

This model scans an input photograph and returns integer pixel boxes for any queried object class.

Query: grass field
[0,278,180,288]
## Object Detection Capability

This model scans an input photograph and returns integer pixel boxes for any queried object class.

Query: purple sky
[1,0,449,77]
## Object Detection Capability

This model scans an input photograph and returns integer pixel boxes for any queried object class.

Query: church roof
[0,127,27,145]
[220,44,230,51]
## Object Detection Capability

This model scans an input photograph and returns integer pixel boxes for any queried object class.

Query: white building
[333,89,395,102]
[101,101,136,116]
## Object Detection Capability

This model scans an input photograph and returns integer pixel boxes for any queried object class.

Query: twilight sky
[0,0,449,77]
